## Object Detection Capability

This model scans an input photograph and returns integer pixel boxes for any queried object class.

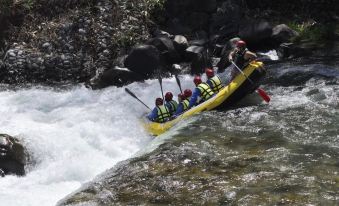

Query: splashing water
[0,77,194,206]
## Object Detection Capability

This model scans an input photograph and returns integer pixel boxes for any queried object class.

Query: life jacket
[197,83,214,101]
[156,105,170,123]
[209,75,223,93]
[166,100,178,115]
[182,99,190,111]
[234,48,248,69]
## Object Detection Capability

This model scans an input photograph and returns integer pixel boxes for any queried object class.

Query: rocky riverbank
[0,0,338,89]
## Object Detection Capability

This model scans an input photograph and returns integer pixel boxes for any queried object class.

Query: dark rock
[173,35,189,55]
[238,20,273,46]
[185,12,209,31]
[189,39,208,47]
[167,18,192,35]
[191,0,217,13]
[88,66,145,89]
[0,134,28,177]
[209,0,245,37]
[124,44,160,77]
[186,46,211,74]
[277,42,312,59]
[152,29,173,38]
[185,45,205,60]
[271,24,299,45]
[147,37,180,65]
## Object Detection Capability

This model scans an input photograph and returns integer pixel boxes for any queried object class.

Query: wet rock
[88,66,145,89]
[152,29,173,38]
[277,42,312,59]
[271,24,299,45]
[186,45,211,74]
[174,35,188,49]
[147,36,180,65]
[124,44,160,76]
[0,134,28,177]
[173,35,189,59]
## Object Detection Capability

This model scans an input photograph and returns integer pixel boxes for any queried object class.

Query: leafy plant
[145,0,166,23]
[0,0,14,16]
[288,21,337,43]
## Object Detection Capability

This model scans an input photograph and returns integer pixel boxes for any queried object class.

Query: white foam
[0,77,195,206]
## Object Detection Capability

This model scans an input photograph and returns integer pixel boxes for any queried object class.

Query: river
[0,58,338,205]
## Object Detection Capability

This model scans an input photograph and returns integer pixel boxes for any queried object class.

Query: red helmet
[184,89,192,98]
[155,97,163,105]
[205,68,214,78]
[236,40,246,48]
[193,76,202,85]
[178,93,185,101]
[165,92,173,101]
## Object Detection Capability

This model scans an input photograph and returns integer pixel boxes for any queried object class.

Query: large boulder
[124,45,160,77]
[173,35,189,56]
[147,37,180,65]
[186,45,212,74]
[88,66,145,89]
[209,0,245,37]
[0,134,28,177]
[271,24,299,45]
[276,42,312,59]
[238,20,273,47]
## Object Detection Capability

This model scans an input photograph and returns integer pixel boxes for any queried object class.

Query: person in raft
[205,68,224,93]
[174,89,192,116]
[147,97,171,123]
[228,40,257,80]
[164,92,178,116]
[187,76,214,109]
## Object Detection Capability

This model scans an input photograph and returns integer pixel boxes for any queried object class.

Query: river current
[0,58,338,205]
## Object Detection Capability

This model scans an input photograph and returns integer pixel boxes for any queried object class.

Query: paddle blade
[125,88,137,98]
[257,88,270,103]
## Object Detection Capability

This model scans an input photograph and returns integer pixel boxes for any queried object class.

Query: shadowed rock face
[0,134,28,177]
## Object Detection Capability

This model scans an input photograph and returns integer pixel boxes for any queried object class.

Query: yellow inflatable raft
[143,61,266,136]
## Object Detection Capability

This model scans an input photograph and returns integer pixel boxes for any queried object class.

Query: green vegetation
[288,21,338,43]
[146,0,165,10]
[0,0,14,16]
[0,0,36,14]
[146,0,166,24]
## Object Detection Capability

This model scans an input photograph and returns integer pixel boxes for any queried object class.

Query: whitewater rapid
[0,77,196,206]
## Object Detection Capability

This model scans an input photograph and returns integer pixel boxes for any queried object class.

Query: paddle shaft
[125,88,151,110]
[175,75,183,93]
[231,61,255,84]
[158,74,164,100]
[231,61,271,103]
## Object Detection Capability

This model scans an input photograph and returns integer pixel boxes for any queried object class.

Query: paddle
[231,61,271,103]
[125,88,151,110]
[174,74,183,93]
[157,72,164,100]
